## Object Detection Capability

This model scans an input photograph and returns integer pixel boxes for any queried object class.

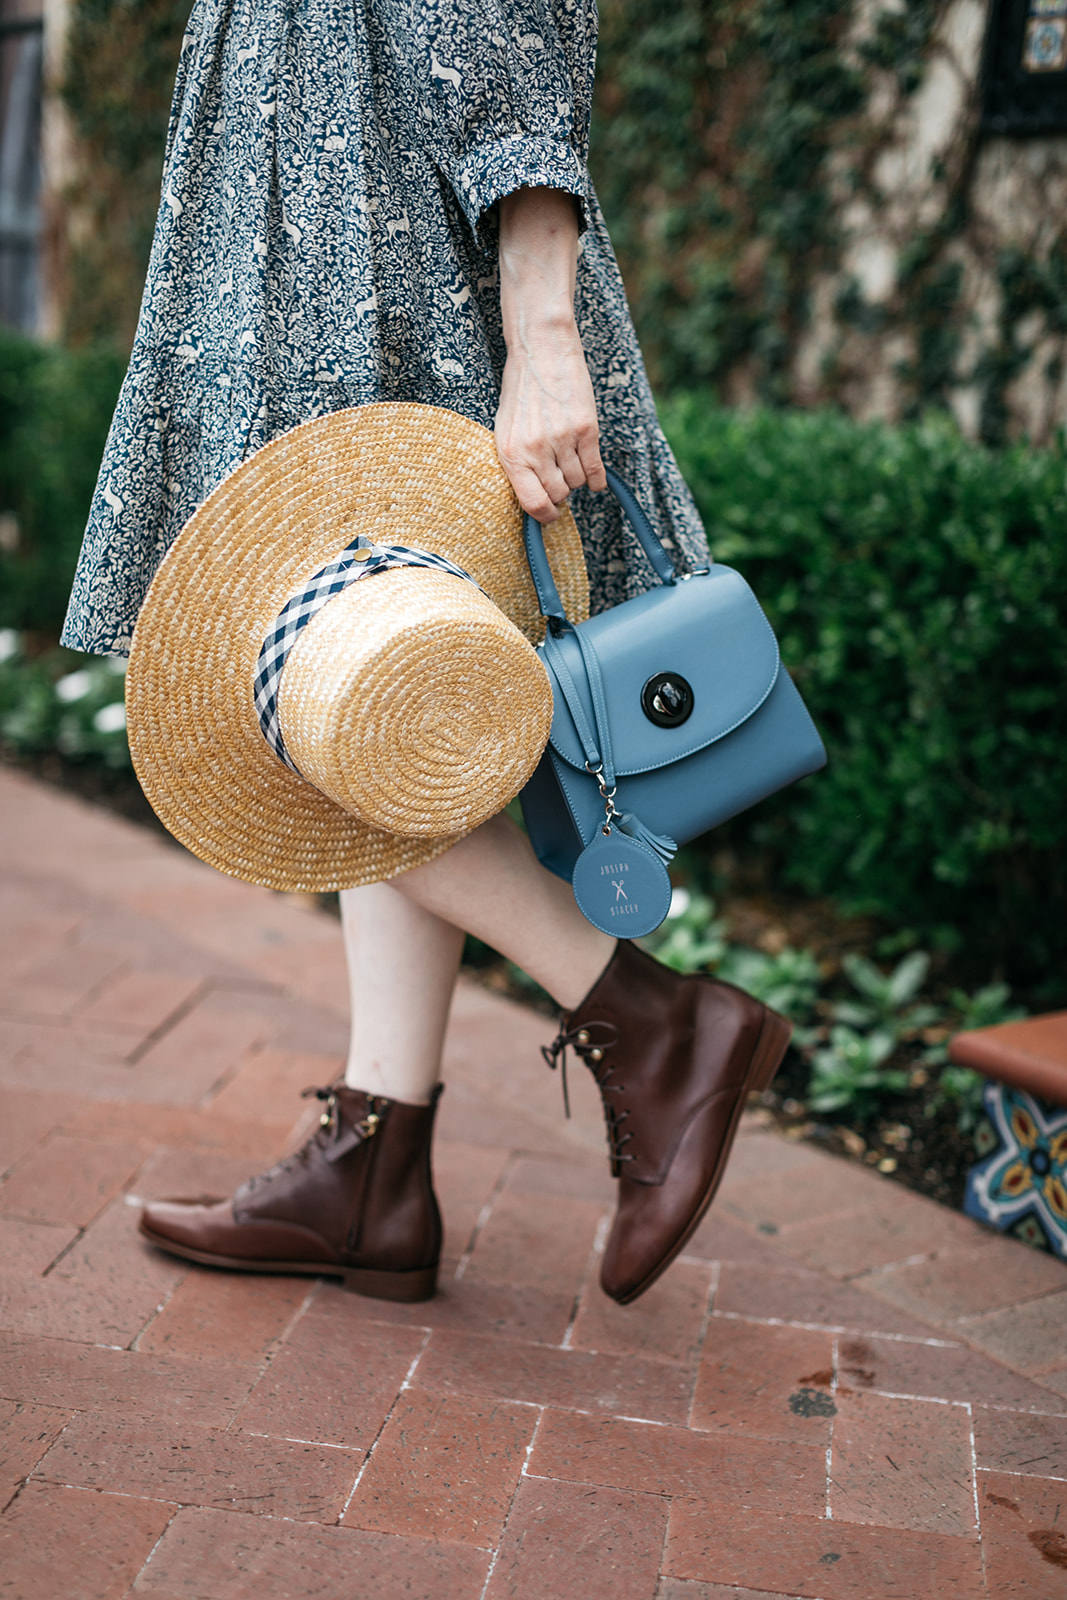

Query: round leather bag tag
[571,827,673,938]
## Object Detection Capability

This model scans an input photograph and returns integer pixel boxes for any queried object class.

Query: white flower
[92,702,127,734]
[55,670,94,702]
[667,886,691,920]
[0,628,18,663]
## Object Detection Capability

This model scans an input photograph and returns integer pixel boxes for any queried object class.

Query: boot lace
[542,1019,634,1172]
[243,1085,385,1190]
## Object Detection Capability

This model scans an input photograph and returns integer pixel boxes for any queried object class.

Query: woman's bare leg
[339,881,463,1104]
[340,814,613,1106]
[392,812,615,1011]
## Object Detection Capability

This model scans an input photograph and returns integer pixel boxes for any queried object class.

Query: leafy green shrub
[921,981,1026,1132]
[0,330,125,635]
[807,1025,908,1116]
[716,945,824,1026]
[645,893,1025,1130]
[807,950,936,1115]
[647,890,829,1030]
[649,891,731,976]
[653,893,825,1024]
[0,632,131,768]
[808,961,1022,1131]
[831,952,937,1037]
[661,397,1067,976]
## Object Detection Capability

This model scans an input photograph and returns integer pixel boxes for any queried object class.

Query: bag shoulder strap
[541,623,617,789]
[522,465,677,625]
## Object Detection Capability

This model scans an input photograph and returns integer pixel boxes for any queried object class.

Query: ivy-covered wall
[58,0,190,350]
[592,0,1067,445]
[53,0,1067,444]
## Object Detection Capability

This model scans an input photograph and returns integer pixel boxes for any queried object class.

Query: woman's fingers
[576,428,608,492]
[496,424,579,521]
[497,440,600,524]
[557,444,590,493]
[493,327,606,522]
[503,459,564,524]
[496,446,599,524]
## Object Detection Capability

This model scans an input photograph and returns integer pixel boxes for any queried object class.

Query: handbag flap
[541,564,781,777]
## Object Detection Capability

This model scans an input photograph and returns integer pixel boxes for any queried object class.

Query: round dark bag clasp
[641,672,694,728]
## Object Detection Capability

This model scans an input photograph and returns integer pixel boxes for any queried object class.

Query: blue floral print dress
[61,0,708,656]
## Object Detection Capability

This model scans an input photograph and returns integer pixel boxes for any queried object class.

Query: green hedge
[0,331,125,634]
[661,396,1067,975]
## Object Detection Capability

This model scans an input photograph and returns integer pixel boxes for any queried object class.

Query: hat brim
[126,403,589,892]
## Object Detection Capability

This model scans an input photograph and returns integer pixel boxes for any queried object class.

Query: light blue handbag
[519,468,827,936]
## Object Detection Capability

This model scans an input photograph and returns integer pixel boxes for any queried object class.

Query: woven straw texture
[126,403,589,892]
[280,568,553,836]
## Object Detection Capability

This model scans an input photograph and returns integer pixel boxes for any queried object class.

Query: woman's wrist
[502,302,579,345]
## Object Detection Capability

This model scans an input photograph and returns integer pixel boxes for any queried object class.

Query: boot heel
[750,1008,793,1093]
[340,1263,438,1303]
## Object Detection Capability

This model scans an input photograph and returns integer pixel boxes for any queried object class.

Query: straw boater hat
[126,402,589,892]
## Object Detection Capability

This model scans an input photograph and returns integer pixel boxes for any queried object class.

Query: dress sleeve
[378,0,597,238]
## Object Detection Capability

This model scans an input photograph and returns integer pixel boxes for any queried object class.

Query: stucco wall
[791,0,1067,442]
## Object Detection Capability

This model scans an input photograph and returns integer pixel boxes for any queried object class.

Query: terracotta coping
[948,1012,1067,1108]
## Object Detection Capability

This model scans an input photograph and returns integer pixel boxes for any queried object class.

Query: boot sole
[138,1220,439,1303]
[609,1003,793,1306]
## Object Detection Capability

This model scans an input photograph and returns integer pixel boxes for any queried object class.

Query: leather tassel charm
[616,811,677,865]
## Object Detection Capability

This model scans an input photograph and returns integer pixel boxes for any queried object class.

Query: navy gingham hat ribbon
[253,538,482,774]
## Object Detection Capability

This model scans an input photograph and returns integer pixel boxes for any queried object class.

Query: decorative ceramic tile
[965,1084,1067,1259]
[1031,0,1067,17]
[1023,17,1067,72]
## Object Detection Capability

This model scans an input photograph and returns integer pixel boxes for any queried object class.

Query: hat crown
[278,566,553,837]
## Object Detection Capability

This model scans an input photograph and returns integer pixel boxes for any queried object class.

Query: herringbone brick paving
[0,765,1065,1599]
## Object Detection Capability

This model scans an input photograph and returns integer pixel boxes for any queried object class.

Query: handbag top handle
[522,466,678,626]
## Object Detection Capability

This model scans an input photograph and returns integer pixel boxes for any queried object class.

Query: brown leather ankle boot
[544,941,791,1304]
[139,1083,442,1303]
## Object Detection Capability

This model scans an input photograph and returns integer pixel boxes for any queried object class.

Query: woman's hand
[495,188,607,523]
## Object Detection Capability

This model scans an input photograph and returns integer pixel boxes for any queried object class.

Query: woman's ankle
[342,1066,438,1106]
[539,932,618,1012]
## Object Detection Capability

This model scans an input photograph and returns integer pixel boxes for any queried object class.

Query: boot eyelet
[577,1029,590,1046]
[589,1047,604,1062]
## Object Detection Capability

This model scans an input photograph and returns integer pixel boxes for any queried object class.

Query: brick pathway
[1,765,1065,1600]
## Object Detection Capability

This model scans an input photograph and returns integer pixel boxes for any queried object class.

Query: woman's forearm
[498,187,580,350]
[493,187,606,523]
